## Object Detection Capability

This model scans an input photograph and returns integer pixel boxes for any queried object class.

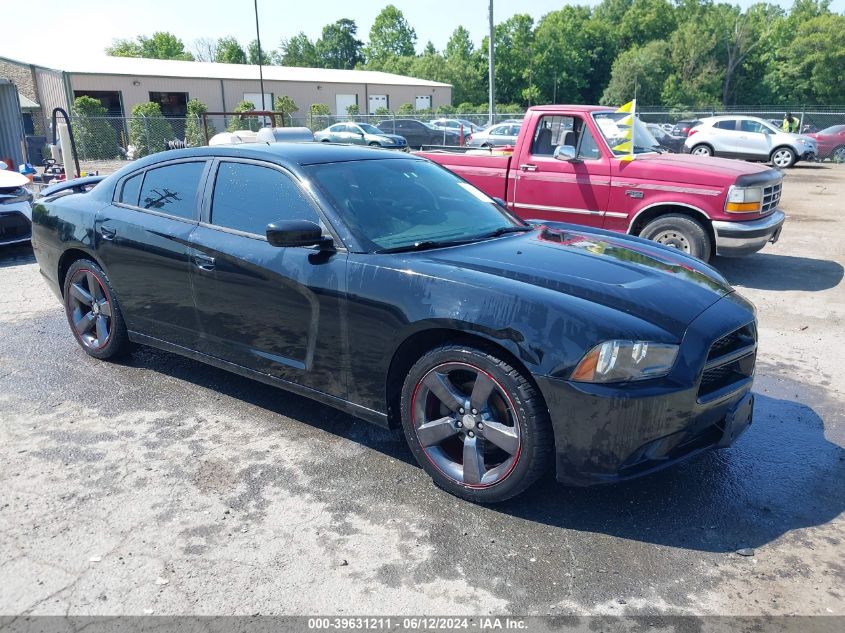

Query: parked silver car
[683,115,817,168]
[0,168,33,246]
[314,122,407,150]
[466,123,521,148]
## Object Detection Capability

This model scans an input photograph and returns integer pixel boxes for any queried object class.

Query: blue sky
[2,0,843,66]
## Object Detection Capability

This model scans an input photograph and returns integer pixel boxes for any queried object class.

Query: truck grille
[698,323,757,401]
[762,181,782,213]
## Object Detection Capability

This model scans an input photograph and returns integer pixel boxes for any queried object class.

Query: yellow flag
[615,141,633,153]
[619,127,633,140]
[615,100,634,114]
[618,114,633,127]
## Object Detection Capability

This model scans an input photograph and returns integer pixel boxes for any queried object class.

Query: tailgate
[417,150,512,200]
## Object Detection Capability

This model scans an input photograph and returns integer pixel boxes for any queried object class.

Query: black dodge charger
[31,144,757,503]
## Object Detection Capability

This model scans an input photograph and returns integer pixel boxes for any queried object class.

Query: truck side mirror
[554,145,577,161]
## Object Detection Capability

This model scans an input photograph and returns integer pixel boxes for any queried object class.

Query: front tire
[771,146,796,168]
[400,344,552,503]
[63,259,130,360]
[640,214,712,261]
[831,145,845,163]
[690,144,714,157]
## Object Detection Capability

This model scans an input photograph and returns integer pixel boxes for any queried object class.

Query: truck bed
[416,150,513,201]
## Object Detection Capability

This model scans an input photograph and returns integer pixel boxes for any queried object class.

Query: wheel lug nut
[467,431,475,438]
[456,421,463,428]
[471,408,477,415]
[477,423,483,430]
[458,408,464,414]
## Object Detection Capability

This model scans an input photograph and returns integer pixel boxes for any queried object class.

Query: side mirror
[554,145,577,161]
[266,220,333,249]
[492,197,507,208]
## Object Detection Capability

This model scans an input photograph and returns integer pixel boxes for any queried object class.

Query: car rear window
[139,162,206,220]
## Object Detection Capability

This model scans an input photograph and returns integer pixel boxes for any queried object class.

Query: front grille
[762,181,782,213]
[0,212,31,243]
[698,323,757,400]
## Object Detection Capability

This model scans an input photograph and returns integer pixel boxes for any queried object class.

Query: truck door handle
[99,226,116,240]
[193,254,215,271]
[519,164,538,172]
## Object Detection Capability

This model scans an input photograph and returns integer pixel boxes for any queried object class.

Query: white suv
[683,115,817,168]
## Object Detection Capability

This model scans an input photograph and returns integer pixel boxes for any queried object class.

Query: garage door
[415,95,432,110]
[336,94,357,116]
[369,95,388,114]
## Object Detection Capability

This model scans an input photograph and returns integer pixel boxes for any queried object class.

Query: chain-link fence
[637,105,845,135]
[33,106,845,175]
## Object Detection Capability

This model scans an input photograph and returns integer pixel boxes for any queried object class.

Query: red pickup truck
[420,105,786,261]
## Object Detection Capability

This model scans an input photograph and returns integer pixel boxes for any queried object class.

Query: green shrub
[129,102,174,157]
[72,96,121,160]
[184,98,215,146]
[227,100,261,132]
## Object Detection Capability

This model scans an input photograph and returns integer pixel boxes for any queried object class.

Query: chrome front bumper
[712,210,785,257]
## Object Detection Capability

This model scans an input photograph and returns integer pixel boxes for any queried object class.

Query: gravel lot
[1,163,843,616]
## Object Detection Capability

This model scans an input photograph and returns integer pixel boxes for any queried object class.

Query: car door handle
[99,226,116,240]
[520,164,538,172]
[193,254,215,271]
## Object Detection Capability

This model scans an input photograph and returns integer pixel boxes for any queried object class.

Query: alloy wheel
[832,146,845,163]
[772,149,794,168]
[411,362,521,487]
[67,269,113,350]
[691,146,712,156]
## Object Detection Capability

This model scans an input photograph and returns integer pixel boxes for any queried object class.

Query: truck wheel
[640,214,712,261]
[690,144,713,157]
[770,147,796,168]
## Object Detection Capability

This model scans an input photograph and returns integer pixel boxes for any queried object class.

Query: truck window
[530,115,600,160]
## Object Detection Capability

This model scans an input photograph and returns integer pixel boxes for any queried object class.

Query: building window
[149,91,188,117]
[243,93,273,110]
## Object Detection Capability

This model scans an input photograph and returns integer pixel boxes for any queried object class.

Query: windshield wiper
[480,225,534,238]
[376,240,469,254]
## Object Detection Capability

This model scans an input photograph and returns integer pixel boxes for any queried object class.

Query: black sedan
[376,119,460,148]
[31,144,757,503]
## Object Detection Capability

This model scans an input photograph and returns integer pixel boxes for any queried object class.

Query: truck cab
[420,105,786,261]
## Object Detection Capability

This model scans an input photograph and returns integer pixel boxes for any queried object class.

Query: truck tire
[770,146,796,168]
[640,214,712,261]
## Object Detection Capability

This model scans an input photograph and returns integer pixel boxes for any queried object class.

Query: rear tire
[831,145,845,163]
[400,344,552,503]
[62,259,130,360]
[690,144,713,157]
[770,146,796,168]
[640,214,712,261]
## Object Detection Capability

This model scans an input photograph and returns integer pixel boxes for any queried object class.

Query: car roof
[122,143,419,169]
[701,115,769,123]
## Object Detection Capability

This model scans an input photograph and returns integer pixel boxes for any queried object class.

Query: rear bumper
[712,209,785,257]
[537,294,757,486]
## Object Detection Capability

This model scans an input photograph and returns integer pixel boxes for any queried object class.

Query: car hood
[372,133,405,144]
[616,152,775,187]
[421,226,732,339]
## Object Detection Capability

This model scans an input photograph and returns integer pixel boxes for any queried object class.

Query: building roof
[0,54,451,88]
[19,93,39,109]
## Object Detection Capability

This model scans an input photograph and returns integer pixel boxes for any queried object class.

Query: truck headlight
[571,340,679,383]
[725,185,763,213]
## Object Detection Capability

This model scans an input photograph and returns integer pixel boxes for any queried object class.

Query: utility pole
[254,0,266,114]
[488,0,495,126]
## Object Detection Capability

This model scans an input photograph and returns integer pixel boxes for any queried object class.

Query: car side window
[330,124,344,132]
[211,162,321,236]
[139,162,206,220]
[714,120,737,130]
[119,172,143,206]
[740,120,765,134]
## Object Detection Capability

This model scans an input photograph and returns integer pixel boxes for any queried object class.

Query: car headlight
[725,185,763,213]
[571,340,679,383]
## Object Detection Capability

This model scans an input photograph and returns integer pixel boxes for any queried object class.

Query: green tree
[346,103,360,116]
[184,98,215,147]
[106,32,194,60]
[530,7,593,104]
[661,19,723,107]
[397,103,415,114]
[601,40,671,105]
[72,96,121,160]
[778,13,845,103]
[274,95,299,126]
[280,33,319,67]
[215,37,247,64]
[617,0,677,48]
[129,102,174,157]
[365,5,417,67]
[316,19,364,69]
[444,27,486,105]
[481,14,534,104]
[309,103,332,131]
[227,100,261,132]
[248,39,280,65]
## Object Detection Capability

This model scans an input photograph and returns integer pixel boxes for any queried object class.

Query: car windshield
[358,123,382,134]
[819,124,845,135]
[306,159,526,252]
[593,112,660,155]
